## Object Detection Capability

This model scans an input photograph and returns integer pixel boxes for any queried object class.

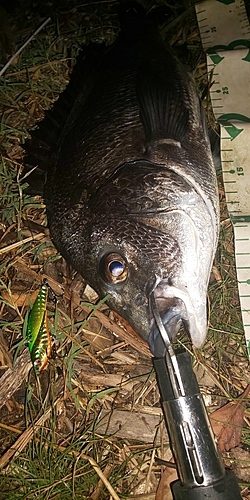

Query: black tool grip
[171,470,241,499]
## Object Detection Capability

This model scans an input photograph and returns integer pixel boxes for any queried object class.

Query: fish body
[27,282,52,371]
[24,4,219,356]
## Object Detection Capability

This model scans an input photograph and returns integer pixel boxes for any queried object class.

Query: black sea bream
[24,3,219,356]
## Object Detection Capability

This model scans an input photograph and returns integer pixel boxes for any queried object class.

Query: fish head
[83,216,183,353]
[55,160,218,357]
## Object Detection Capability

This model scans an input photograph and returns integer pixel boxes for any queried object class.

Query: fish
[27,282,52,371]
[24,3,220,357]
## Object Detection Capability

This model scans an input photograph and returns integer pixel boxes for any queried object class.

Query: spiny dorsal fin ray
[136,64,189,145]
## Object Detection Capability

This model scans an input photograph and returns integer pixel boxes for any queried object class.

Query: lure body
[27,283,52,372]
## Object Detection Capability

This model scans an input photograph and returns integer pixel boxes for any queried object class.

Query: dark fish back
[45,16,218,268]
[23,43,107,194]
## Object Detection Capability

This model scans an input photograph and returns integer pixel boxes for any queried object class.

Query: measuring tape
[195,0,250,354]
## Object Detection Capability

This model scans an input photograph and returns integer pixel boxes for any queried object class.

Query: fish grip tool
[151,296,242,499]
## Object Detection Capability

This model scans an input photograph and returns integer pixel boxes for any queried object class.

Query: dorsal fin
[136,65,189,145]
[118,1,146,31]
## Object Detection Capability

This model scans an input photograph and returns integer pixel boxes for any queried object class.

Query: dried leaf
[155,465,178,500]
[1,290,38,307]
[0,331,12,369]
[230,446,250,483]
[113,312,149,346]
[210,384,250,452]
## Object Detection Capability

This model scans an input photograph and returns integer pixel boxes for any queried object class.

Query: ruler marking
[196,0,250,351]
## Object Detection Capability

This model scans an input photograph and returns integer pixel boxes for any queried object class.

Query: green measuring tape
[196,0,250,354]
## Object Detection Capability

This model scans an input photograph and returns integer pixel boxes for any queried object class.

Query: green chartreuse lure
[27,282,52,372]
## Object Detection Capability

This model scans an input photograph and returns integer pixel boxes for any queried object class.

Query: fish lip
[148,289,188,357]
[148,278,207,357]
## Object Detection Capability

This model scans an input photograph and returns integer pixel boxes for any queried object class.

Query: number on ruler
[236,167,244,176]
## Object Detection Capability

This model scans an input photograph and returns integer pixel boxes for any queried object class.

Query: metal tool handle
[153,350,242,499]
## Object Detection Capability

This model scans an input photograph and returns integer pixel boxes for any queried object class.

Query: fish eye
[100,253,128,284]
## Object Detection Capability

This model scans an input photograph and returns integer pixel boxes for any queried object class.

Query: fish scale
[24,3,220,354]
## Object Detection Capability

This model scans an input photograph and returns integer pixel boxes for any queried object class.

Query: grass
[0,0,249,498]
[0,426,132,499]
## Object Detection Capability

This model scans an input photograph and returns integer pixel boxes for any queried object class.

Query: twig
[0,232,46,255]
[0,17,51,77]
[90,464,113,500]
[80,453,121,500]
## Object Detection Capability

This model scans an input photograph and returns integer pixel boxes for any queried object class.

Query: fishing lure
[27,281,53,372]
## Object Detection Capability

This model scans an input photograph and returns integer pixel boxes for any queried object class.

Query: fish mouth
[148,279,208,357]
